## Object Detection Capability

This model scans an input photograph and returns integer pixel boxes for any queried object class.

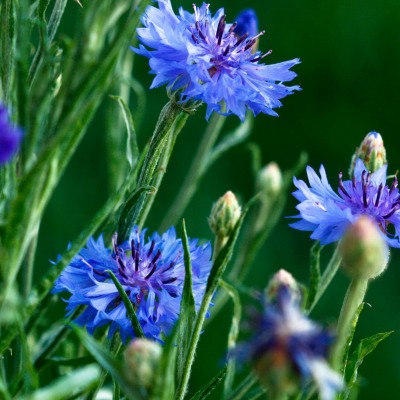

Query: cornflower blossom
[290,158,400,247]
[53,226,212,342]
[0,104,23,165]
[134,1,300,121]
[242,287,343,400]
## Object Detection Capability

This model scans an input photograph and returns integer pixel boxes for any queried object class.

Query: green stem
[118,99,183,238]
[160,112,226,231]
[138,110,189,229]
[331,277,368,369]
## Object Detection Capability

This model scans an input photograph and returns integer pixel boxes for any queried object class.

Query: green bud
[265,269,301,303]
[209,191,241,239]
[339,216,389,280]
[256,162,282,199]
[123,338,162,389]
[349,131,387,176]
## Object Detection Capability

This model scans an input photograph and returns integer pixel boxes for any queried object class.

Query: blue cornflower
[290,158,400,247]
[242,287,343,400]
[134,1,300,121]
[0,104,23,165]
[53,226,212,342]
[234,9,258,38]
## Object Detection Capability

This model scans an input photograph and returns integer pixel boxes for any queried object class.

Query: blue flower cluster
[53,226,212,342]
[243,286,343,400]
[0,104,22,165]
[290,158,400,247]
[134,1,300,121]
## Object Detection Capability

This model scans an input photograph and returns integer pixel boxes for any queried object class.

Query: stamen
[216,15,226,45]
[226,21,237,35]
[151,249,162,265]
[223,44,230,56]
[244,38,256,52]
[162,277,178,284]
[232,33,248,49]
[250,49,272,63]
[375,183,383,207]
[112,232,119,255]
[147,240,155,257]
[338,172,350,198]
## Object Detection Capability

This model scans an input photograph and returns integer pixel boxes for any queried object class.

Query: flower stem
[331,277,368,369]
[117,99,184,240]
[160,112,226,230]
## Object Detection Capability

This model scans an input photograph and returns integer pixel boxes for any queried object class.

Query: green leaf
[341,302,365,374]
[342,331,393,399]
[106,269,145,338]
[188,366,227,400]
[176,220,196,386]
[19,364,101,400]
[0,0,14,103]
[73,325,144,400]
[220,280,242,397]
[305,242,323,311]
[109,95,139,170]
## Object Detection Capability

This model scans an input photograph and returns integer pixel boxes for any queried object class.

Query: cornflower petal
[0,104,23,165]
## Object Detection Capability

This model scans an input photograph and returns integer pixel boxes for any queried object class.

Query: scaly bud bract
[339,215,389,280]
[124,338,162,389]
[265,269,301,303]
[209,191,241,239]
[349,131,387,176]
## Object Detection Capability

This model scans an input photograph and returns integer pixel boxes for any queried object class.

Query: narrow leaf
[188,366,227,400]
[343,331,393,399]
[110,95,139,169]
[106,269,144,338]
[176,220,196,385]
[306,242,322,310]
[220,280,242,397]
[19,364,101,400]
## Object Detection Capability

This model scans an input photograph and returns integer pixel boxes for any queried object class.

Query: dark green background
[36,0,400,397]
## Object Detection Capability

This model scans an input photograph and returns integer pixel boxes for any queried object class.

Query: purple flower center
[111,234,180,301]
[190,3,270,74]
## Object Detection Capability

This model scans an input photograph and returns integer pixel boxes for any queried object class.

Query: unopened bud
[257,162,283,199]
[339,216,389,280]
[349,131,387,176]
[124,338,162,388]
[265,269,301,303]
[209,191,241,239]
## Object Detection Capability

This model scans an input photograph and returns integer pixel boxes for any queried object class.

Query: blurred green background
[35,0,400,398]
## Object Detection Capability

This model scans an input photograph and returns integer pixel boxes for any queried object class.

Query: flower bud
[209,191,241,239]
[265,269,301,304]
[256,162,283,199]
[123,338,162,389]
[349,131,387,176]
[339,216,389,280]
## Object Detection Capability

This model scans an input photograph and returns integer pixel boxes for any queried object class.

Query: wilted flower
[134,1,300,121]
[53,226,212,342]
[241,286,343,400]
[0,104,23,165]
[290,158,400,248]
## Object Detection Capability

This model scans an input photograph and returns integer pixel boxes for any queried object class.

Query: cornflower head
[0,103,23,165]
[241,285,343,400]
[133,1,300,121]
[53,226,212,342]
[290,158,400,248]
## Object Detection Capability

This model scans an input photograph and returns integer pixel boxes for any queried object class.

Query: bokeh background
[35,0,400,398]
